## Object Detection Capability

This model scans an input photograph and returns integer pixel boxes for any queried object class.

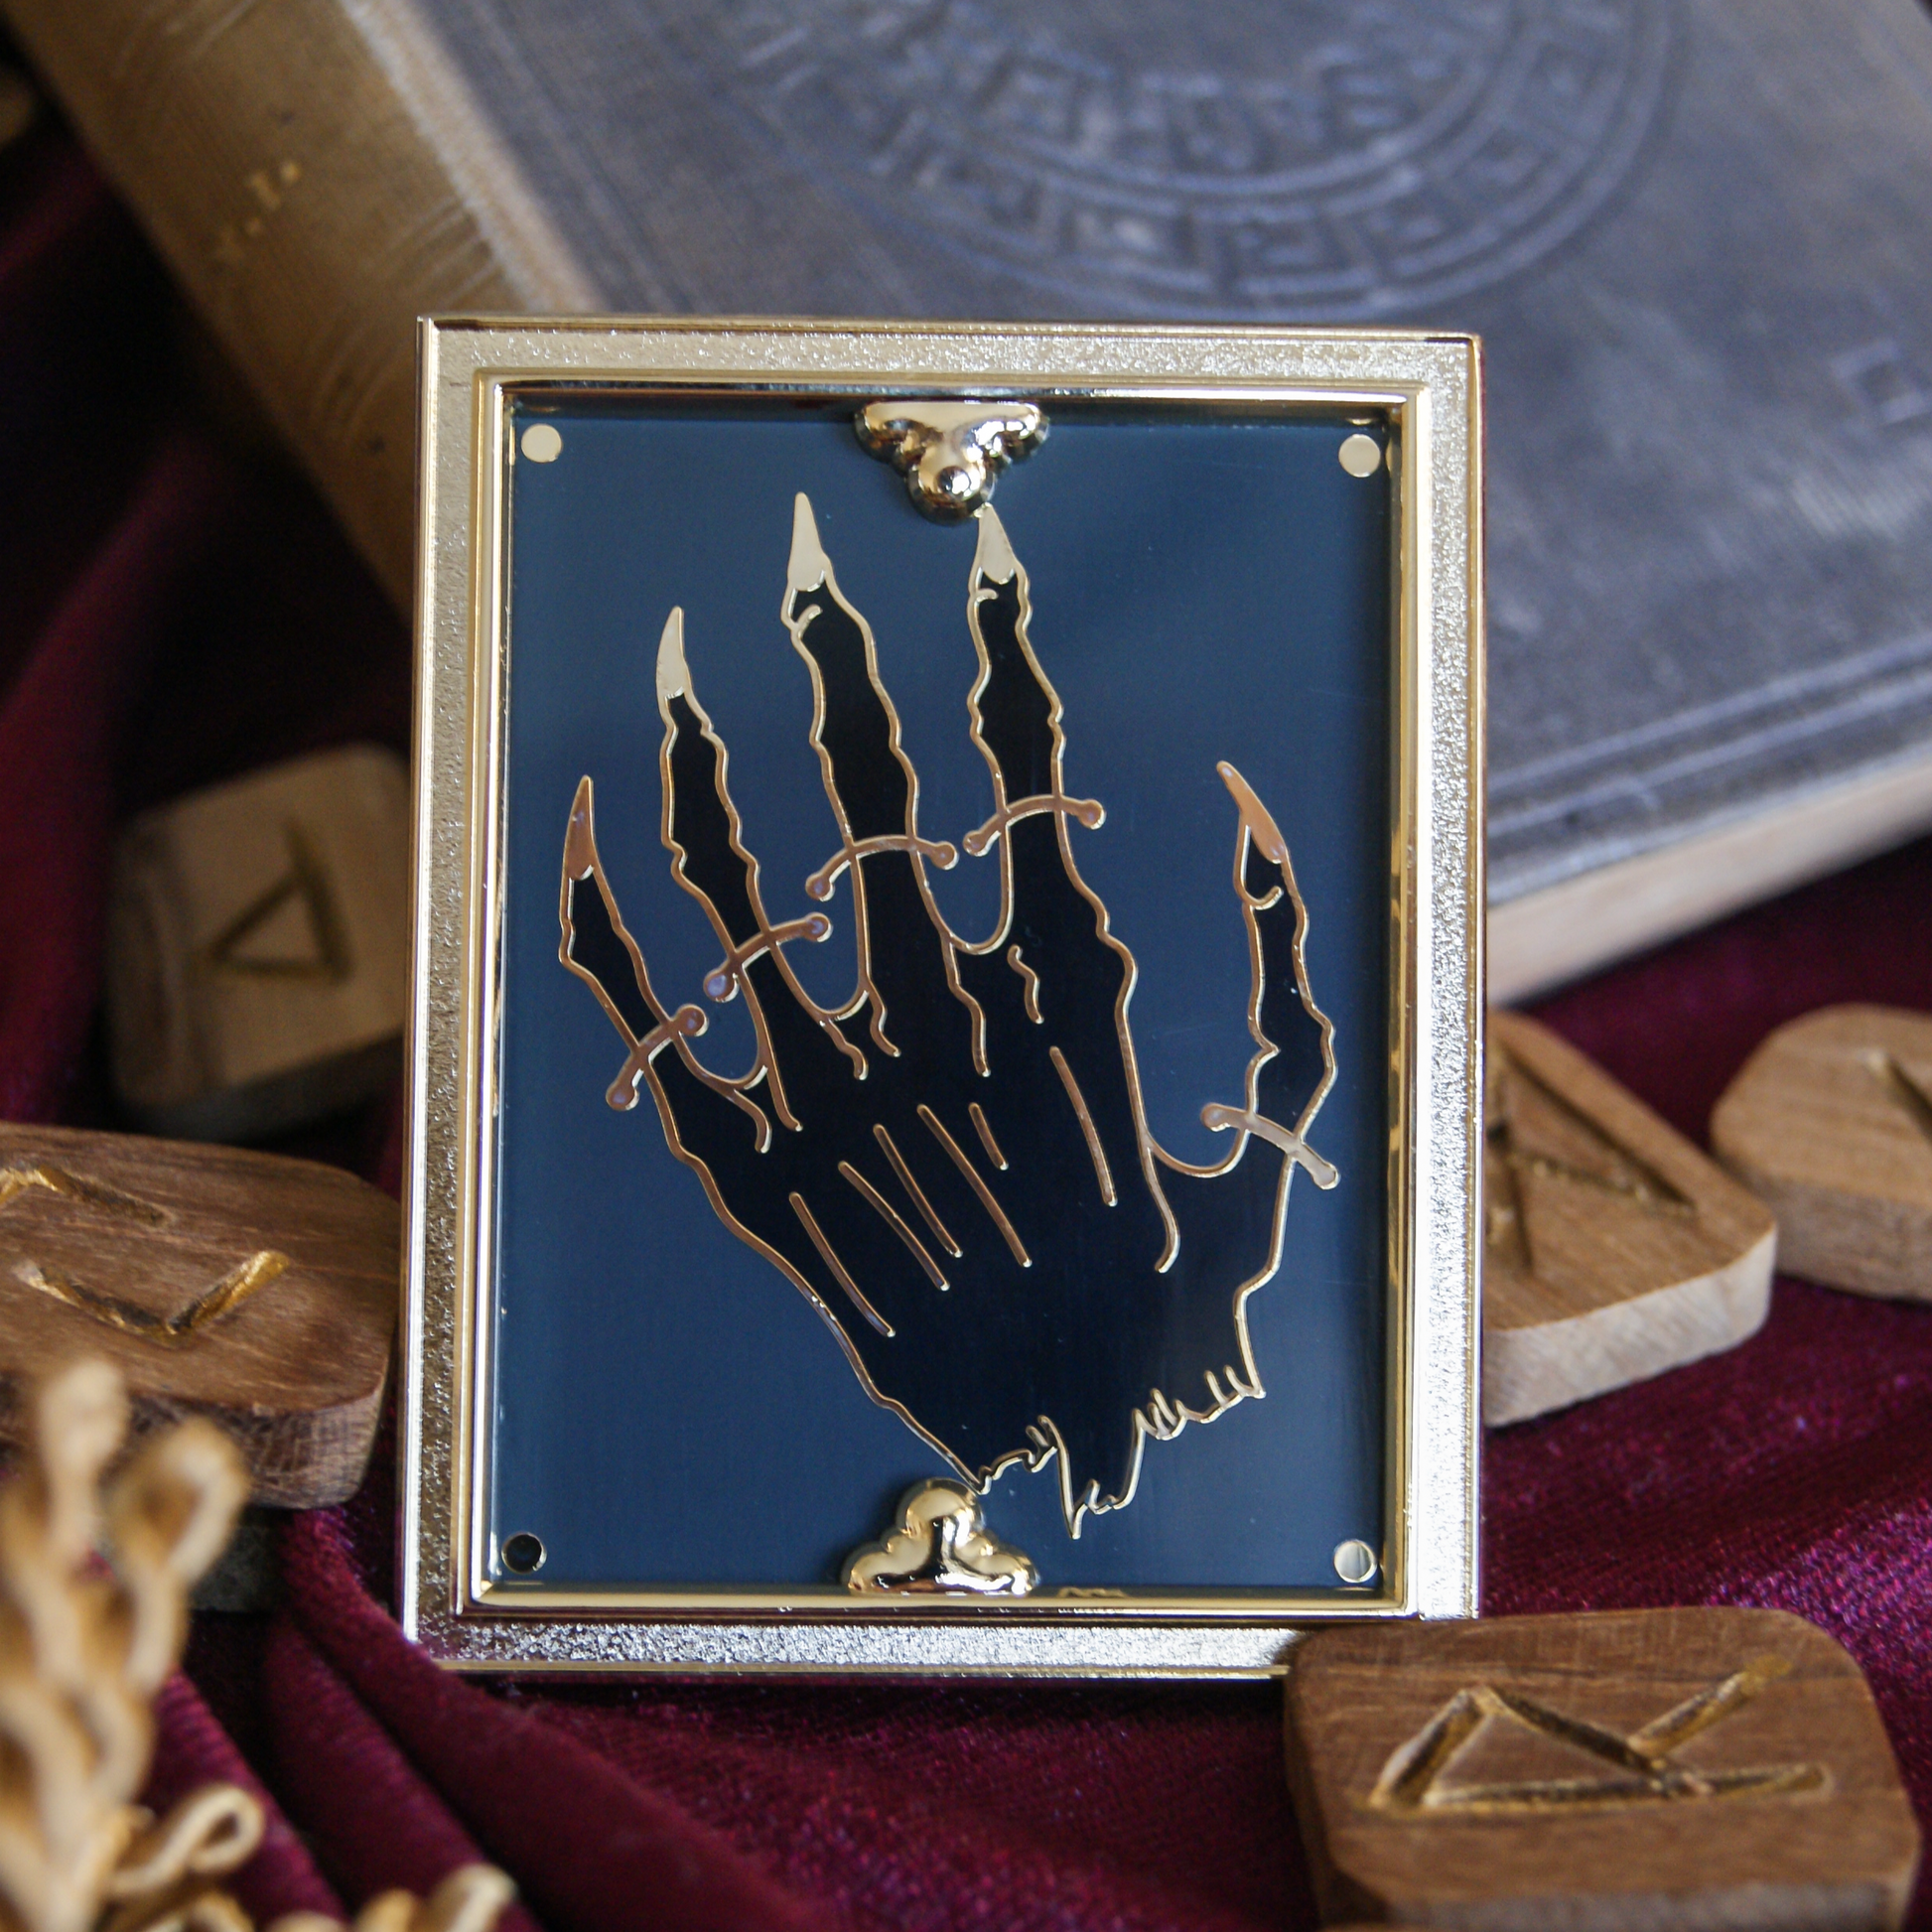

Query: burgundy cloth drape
[0,118,1927,1931]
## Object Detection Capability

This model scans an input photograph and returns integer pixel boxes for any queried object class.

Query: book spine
[0,0,600,607]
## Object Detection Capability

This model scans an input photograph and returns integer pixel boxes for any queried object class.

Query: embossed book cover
[13,0,1932,988]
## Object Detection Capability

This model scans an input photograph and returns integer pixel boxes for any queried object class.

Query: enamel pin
[406,321,1482,1674]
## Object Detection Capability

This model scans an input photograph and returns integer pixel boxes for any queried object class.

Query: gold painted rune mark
[0,1165,167,1224]
[3,1161,287,1345]
[1367,1655,1825,1816]
[20,1250,291,1348]
[203,821,352,983]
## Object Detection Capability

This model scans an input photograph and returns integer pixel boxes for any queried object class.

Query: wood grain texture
[1484,1012,1777,1426]
[1287,1608,1920,1930]
[0,1122,396,1507]
[1712,1004,1932,1301]
[0,0,596,607]
[105,745,411,1144]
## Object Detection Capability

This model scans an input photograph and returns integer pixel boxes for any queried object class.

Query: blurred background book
[7,0,1932,997]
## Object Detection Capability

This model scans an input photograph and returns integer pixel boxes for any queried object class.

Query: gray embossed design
[702,0,1676,316]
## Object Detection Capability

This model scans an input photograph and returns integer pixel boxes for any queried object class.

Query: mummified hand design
[560,495,1337,1535]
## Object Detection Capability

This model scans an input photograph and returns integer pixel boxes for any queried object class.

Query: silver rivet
[1338,433,1382,479]
[501,1531,546,1574]
[1333,1538,1378,1585]
[520,423,563,464]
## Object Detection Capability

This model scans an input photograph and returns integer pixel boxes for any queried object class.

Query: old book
[10,0,1932,993]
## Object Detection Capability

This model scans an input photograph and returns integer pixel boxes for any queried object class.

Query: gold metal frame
[405,319,1484,1676]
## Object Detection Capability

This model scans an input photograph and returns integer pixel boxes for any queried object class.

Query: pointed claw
[962,505,1089,834]
[783,492,917,846]
[657,613,764,944]
[1214,763,1338,1156]
[972,504,1019,585]
[788,490,831,597]
[558,776,680,1062]
[564,774,598,880]
[656,607,689,710]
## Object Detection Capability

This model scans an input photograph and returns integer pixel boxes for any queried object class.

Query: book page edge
[1490,753,1932,1002]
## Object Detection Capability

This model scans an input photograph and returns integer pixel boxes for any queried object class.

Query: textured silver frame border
[404,320,1483,1676]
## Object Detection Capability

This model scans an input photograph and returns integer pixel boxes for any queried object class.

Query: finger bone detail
[856,399,1047,520]
[558,493,1338,1536]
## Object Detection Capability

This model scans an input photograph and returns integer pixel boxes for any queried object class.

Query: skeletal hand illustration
[560,495,1336,1534]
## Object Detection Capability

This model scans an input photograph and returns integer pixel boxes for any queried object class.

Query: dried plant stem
[0,1361,511,1932]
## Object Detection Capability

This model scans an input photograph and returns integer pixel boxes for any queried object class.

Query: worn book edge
[1490,752,1932,999]
[0,0,598,605]
[9,0,1930,993]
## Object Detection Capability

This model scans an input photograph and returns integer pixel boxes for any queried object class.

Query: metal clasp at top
[856,399,1046,520]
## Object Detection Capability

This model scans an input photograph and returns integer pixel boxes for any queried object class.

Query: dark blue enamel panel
[488,401,1392,1591]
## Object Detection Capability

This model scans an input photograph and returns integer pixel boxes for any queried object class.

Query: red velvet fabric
[1,120,1927,1931]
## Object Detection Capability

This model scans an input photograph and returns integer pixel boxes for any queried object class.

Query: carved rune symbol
[1368,1655,1825,1815]
[0,1164,290,1346]
[558,492,1337,1534]
[1864,1047,1932,1148]
[202,821,352,983]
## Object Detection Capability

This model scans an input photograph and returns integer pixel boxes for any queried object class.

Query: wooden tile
[1484,1013,1777,1426]
[105,745,410,1142]
[1712,1005,1932,1302]
[1287,1608,1920,1930]
[0,1121,396,1506]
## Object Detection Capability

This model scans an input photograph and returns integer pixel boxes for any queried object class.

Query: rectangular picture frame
[404,318,1483,1675]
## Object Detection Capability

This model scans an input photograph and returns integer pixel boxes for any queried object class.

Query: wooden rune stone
[0,1122,396,1506]
[105,744,411,1143]
[1485,1012,1777,1426]
[1712,1005,1932,1302]
[1286,1608,1921,1930]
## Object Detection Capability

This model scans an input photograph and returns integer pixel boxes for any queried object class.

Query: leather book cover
[11,0,1932,989]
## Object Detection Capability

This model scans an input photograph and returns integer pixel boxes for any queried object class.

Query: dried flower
[0,1361,511,1932]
